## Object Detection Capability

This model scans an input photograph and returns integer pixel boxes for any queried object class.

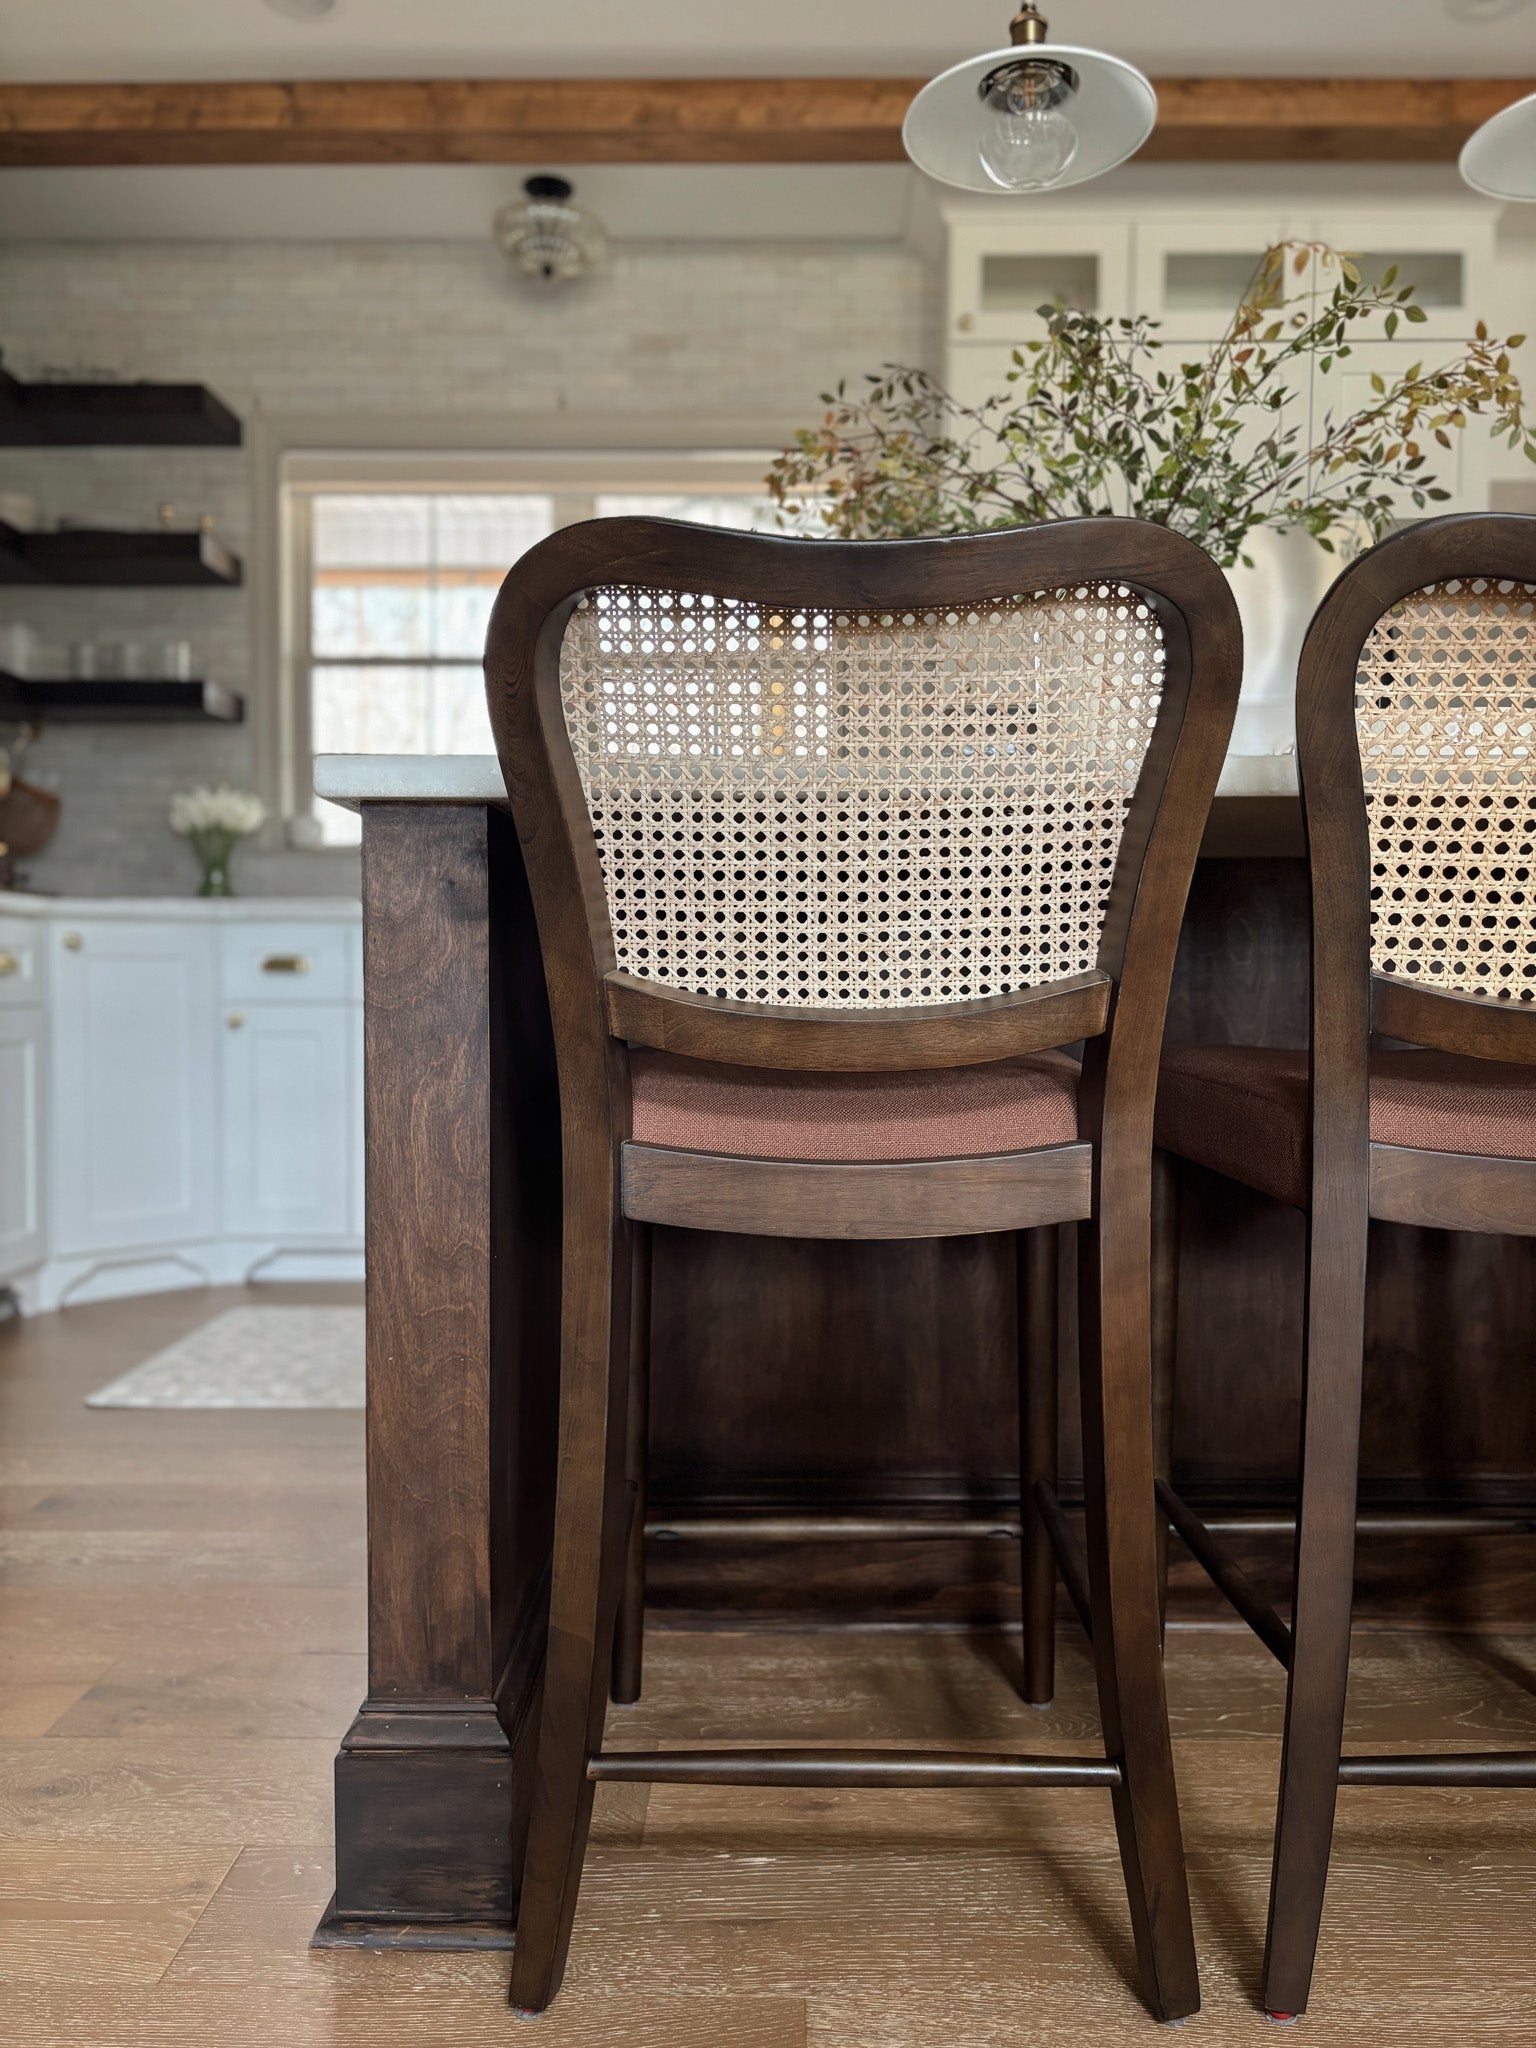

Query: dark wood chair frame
[1147,511,1536,2021]
[483,514,1241,2018]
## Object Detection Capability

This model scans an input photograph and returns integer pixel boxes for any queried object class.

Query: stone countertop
[316,751,1299,803]
[315,754,509,810]
[0,893,361,922]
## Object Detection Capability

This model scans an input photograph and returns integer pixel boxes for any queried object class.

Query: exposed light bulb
[978,67,1079,192]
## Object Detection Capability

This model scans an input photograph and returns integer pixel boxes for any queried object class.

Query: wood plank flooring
[4,1283,1536,2044]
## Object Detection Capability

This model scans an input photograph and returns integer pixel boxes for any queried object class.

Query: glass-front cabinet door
[1308,209,1494,343]
[944,212,1132,347]
[1131,215,1309,341]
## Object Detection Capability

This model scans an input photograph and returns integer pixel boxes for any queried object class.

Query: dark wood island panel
[324,793,1536,1940]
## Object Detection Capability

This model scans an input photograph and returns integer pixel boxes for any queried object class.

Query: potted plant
[768,243,1535,752]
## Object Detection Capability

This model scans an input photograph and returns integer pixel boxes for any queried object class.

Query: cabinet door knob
[0,950,18,976]
[956,312,976,333]
[227,1012,246,1029]
[62,931,83,951]
[261,954,310,975]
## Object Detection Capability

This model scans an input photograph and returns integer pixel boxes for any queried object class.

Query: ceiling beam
[0,77,1530,169]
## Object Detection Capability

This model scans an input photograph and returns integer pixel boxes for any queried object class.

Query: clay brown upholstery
[631,1048,1080,1163]
[1156,1045,1536,1207]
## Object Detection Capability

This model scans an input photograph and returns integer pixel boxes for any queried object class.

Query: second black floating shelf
[4,526,243,587]
[0,674,245,724]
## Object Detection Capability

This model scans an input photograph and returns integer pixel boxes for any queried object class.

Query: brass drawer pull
[62,931,82,951]
[261,954,311,975]
[0,950,18,976]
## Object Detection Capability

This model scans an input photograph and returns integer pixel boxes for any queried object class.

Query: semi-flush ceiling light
[903,2,1156,195]
[492,176,608,282]
[1460,89,1536,200]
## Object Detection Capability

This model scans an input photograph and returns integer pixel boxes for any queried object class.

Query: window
[286,456,802,845]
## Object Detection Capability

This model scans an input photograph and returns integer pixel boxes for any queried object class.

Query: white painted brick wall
[0,237,938,896]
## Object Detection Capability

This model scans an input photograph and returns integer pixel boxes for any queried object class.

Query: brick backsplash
[0,237,937,898]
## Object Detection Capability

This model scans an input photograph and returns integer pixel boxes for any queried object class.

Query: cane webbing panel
[1356,577,1536,1002]
[559,583,1166,1008]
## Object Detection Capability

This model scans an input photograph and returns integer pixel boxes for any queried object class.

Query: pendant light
[1460,89,1536,201]
[903,3,1157,195]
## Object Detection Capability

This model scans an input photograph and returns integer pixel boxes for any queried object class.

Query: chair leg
[1077,1206,1201,2024]
[1261,1219,1368,2020]
[611,1223,652,1706]
[1019,1225,1059,1706]
[1151,1150,1181,1643]
[509,1187,632,2017]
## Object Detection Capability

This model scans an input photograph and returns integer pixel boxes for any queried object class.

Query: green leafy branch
[766,242,1535,568]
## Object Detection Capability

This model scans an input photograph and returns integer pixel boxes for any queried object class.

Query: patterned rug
[86,1305,365,1409]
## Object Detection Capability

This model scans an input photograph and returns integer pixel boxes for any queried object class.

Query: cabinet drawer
[0,920,44,1007]
[222,923,353,1004]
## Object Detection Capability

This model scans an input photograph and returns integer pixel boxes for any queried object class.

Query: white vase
[1221,525,1339,756]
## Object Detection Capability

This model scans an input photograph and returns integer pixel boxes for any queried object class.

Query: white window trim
[248,412,805,850]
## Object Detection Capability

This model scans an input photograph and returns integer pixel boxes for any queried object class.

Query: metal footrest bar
[1338,1751,1536,1787]
[1033,1480,1093,1642]
[1202,1512,1536,1537]
[647,1514,1020,1543]
[1156,1478,1293,1668]
[588,1747,1122,1788]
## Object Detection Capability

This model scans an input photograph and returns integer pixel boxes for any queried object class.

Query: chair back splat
[488,518,1240,1089]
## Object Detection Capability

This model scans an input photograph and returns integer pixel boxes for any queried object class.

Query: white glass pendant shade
[1460,90,1536,201]
[905,43,1156,194]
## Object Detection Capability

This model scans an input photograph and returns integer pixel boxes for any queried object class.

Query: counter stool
[1149,513,1536,2020]
[484,515,1239,2017]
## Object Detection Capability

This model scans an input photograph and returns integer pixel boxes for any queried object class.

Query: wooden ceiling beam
[0,77,1531,169]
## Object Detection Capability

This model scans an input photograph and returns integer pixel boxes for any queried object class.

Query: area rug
[85,1305,365,1409]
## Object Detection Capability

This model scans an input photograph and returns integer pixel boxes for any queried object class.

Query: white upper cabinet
[1131,214,1308,341]
[1308,207,1495,343]
[939,198,1503,518]
[50,920,219,1258]
[1313,339,1491,517]
[947,213,1132,349]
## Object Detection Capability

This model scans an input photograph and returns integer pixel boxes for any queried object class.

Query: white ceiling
[2,0,1534,82]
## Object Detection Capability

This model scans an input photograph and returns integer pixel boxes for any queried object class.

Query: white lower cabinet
[0,1006,46,1286]
[222,1001,352,1241]
[50,919,218,1260]
[2,902,364,1311]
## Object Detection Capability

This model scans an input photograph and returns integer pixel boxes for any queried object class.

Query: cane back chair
[1152,512,1536,2019]
[483,515,1240,2018]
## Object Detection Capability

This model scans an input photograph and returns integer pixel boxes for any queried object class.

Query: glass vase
[189,828,239,898]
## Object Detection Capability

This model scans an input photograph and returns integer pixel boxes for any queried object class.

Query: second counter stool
[1151,512,1536,2021]
[484,515,1240,2018]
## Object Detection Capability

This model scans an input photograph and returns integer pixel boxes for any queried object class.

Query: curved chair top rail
[485,516,1240,1088]
[1297,513,1536,1073]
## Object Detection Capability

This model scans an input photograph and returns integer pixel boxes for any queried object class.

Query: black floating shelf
[0,519,45,584]
[0,368,242,447]
[0,525,242,588]
[0,674,245,724]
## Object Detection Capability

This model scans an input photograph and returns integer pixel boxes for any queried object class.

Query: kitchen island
[312,749,1536,1946]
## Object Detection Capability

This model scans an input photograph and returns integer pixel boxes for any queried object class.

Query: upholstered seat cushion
[1156,1045,1536,1207]
[630,1048,1081,1164]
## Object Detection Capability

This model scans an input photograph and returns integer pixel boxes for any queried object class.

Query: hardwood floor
[4,1283,1536,2044]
